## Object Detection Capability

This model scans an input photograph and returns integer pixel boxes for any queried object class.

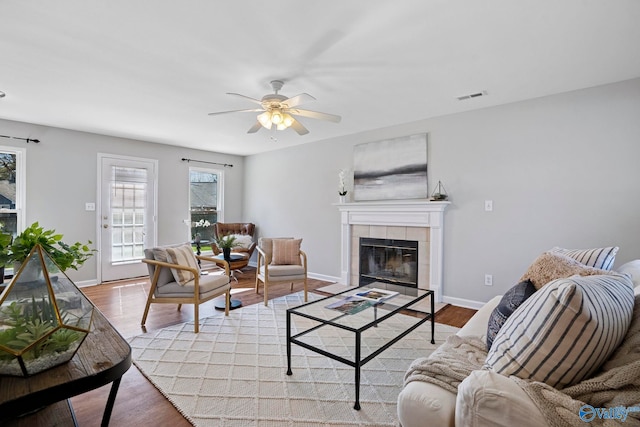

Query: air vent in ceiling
[457,91,487,101]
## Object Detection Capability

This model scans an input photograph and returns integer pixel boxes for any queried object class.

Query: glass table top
[288,282,433,332]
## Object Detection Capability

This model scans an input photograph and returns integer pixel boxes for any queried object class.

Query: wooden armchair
[141,243,231,333]
[255,237,307,306]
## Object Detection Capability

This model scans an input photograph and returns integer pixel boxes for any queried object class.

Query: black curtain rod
[0,134,40,143]
[181,158,233,168]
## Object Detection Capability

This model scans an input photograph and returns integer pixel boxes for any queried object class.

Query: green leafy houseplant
[10,222,96,271]
[214,235,237,261]
[215,235,237,250]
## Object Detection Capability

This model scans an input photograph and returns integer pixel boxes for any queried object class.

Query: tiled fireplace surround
[337,200,449,302]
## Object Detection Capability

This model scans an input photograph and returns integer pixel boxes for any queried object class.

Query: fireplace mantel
[336,200,449,302]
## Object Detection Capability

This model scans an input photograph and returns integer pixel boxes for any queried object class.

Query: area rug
[128,292,459,427]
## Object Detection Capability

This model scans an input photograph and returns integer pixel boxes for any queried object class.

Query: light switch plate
[85,202,95,211]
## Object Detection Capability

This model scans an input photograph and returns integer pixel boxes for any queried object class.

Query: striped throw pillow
[549,246,618,270]
[485,273,634,389]
[165,244,199,285]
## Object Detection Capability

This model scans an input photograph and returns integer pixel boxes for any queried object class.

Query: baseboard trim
[307,272,340,283]
[441,295,486,310]
[76,279,99,288]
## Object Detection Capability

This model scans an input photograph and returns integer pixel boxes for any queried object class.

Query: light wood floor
[68,267,476,427]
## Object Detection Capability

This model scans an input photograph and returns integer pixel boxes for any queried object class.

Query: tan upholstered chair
[141,243,231,333]
[255,237,307,306]
[212,222,257,260]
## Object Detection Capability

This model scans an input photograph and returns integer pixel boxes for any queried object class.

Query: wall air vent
[457,91,487,101]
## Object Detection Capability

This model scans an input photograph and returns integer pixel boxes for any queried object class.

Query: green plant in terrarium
[0,245,94,376]
[0,297,82,361]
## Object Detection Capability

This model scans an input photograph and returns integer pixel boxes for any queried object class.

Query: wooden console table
[0,308,132,426]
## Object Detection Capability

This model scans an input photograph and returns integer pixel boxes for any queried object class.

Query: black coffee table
[286,283,434,410]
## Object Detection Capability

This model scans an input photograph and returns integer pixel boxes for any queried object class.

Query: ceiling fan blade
[290,108,341,123]
[208,108,263,116]
[247,122,263,134]
[290,118,309,135]
[282,93,316,108]
[226,93,263,105]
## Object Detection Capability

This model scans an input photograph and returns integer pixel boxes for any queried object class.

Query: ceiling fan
[208,80,341,135]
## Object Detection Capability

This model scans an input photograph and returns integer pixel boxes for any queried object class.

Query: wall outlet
[484,274,493,286]
[85,202,95,211]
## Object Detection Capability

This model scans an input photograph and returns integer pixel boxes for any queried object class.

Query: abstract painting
[353,133,428,201]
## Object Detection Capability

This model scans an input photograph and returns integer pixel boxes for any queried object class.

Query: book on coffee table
[326,296,373,315]
[354,288,399,302]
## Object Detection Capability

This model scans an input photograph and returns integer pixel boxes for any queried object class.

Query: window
[0,146,25,239]
[189,168,223,245]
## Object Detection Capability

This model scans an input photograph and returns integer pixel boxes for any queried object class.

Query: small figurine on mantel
[338,169,349,203]
[430,180,448,201]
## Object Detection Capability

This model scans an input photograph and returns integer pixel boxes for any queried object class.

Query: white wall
[3,78,638,303]
[244,78,640,306]
[0,119,245,283]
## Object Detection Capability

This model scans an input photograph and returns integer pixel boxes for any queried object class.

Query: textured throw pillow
[230,234,253,249]
[486,279,536,350]
[519,252,612,290]
[165,244,199,285]
[485,273,634,389]
[271,238,302,265]
[549,246,618,270]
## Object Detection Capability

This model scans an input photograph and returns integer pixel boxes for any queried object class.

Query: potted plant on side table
[214,235,238,262]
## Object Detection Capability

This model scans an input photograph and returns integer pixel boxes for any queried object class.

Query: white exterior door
[99,155,157,282]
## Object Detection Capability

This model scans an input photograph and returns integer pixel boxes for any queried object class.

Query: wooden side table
[0,308,132,426]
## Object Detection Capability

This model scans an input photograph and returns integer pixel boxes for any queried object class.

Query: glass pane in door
[110,166,147,263]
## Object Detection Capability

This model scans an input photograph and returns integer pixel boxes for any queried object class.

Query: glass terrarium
[0,244,94,376]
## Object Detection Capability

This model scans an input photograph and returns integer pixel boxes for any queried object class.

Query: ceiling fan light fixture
[282,113,294,128]
[257,111,272,129]
[276,113,295,130]
[270,109,284,125]
[211,80,340,135]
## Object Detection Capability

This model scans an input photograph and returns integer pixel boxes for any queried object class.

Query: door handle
[103,224,109,229]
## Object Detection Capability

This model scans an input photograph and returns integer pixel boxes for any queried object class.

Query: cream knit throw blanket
[404,296,640,427]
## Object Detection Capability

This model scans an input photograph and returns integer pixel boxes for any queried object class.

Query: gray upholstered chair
[255,237,307,306]
[141,243,231,333]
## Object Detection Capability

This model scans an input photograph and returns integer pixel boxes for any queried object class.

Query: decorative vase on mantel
[339,192,347,204]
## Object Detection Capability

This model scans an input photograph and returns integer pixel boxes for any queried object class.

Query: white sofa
[397,259,640,427]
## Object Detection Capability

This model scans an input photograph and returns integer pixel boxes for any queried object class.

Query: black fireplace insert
[359,237,418,288]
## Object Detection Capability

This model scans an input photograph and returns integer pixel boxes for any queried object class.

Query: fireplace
[336,200,449,302]
[359,238,418,288]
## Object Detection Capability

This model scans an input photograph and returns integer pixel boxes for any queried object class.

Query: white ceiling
[1,0,639,156]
